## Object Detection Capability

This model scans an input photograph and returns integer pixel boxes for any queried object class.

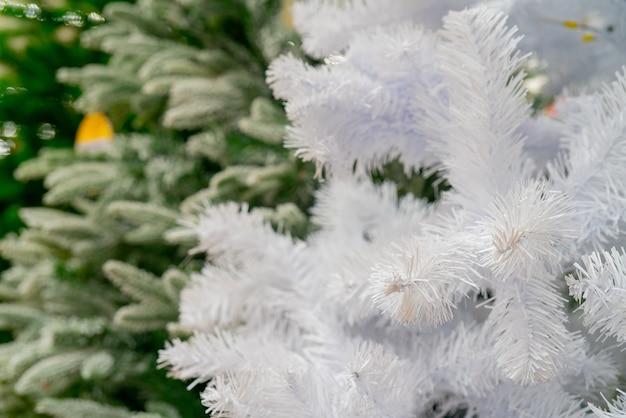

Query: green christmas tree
[0,1,315,416]
[0,0,113,243]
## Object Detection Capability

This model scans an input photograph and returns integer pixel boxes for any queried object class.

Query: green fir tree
[0,0,113,243]
[0,1,315,416]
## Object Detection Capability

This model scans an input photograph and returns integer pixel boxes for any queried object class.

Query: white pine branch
[159,327,304,390]
[267,24,442,177]
[548,70,626,251]
[469,381,589,418]
[567,247,626,344]
[589,390,626,418]
[370,236,477,327]
[560,347,620,401]
[479,180,576,279]
[310,180,431,324]
[292,0,475,58]
[176,202,305,268]
[424,6,533,216]
[201,367,337,418]
[339,341,421,418]
[486,276,580,384]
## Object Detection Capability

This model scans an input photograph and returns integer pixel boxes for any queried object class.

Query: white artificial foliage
[291,0,476,58]
[589,390,626,418]
[161,2,626,417]
[292,0,626,93]
[309,179,434,324]
[547,72,626,252]
[486,275,581,385]
[469,382,590,418]
[567,248,626,343]
[560,347,619,401]
[267,22,442,177]
[370,236,477,327]
[479,181,575,279]
[420,6,533,217]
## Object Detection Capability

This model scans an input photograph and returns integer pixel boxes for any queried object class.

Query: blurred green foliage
[0,1,118,246]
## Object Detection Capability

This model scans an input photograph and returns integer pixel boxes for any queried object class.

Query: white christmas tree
[159,2,626,417]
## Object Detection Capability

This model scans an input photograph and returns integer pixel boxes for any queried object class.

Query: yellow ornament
[561,18,601,43]
[74,112,114,154]
[562,20,580,29]
[581,33,596,42]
